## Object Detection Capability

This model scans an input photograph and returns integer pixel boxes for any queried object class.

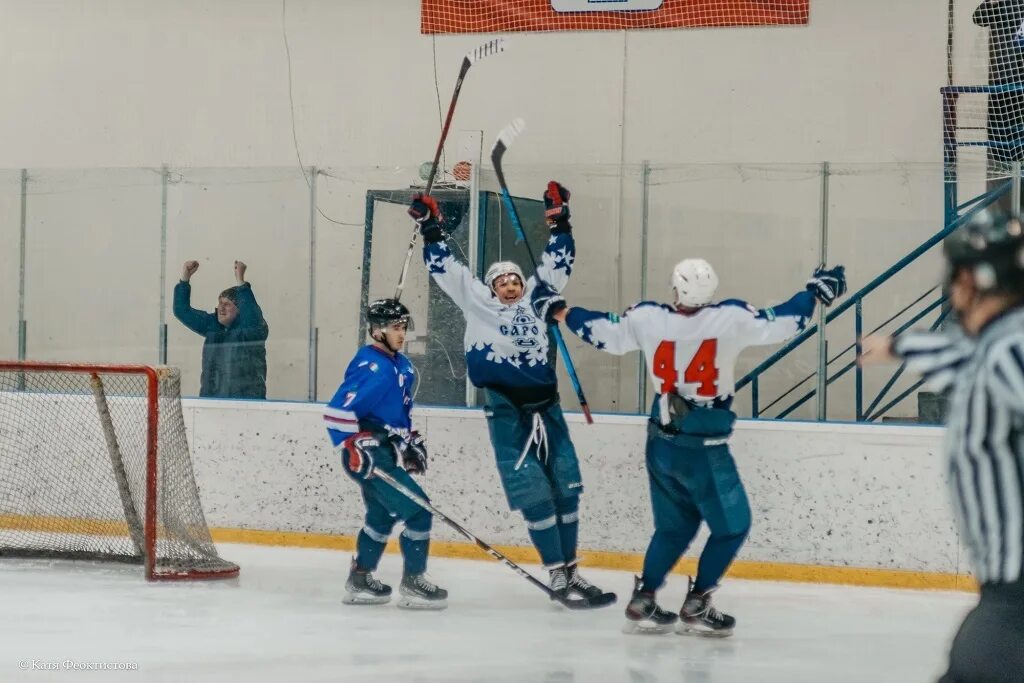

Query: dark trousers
[341,440,433,575]
[640,419,751,595]
[937,581,1024,683]
[482,388,583,511]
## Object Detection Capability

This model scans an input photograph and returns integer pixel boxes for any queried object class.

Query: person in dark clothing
[974,0,1024,190]
[173,259,269,399]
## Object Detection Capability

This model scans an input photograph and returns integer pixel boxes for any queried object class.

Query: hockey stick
[490,119,594,424]
[373,468,611,610]
[394,38,507,301]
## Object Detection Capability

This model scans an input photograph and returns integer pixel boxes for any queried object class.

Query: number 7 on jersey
[652,339,719,398]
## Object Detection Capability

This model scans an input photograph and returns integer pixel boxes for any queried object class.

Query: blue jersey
[324,344,417,447]
[423,230,575,390]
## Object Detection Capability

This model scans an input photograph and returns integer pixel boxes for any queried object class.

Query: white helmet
[672,258,718,308]
[485,261,525,290]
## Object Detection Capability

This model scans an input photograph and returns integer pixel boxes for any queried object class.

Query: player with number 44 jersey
[532,258,847,636]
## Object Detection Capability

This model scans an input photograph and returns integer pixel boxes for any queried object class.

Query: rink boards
[179,400,970,591]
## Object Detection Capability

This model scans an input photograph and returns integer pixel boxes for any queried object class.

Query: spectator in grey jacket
[173,260,269,399]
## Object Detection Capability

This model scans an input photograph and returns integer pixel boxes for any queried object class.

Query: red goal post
[0,361,238,580]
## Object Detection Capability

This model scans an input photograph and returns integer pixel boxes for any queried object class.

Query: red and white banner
[422,0,809,34]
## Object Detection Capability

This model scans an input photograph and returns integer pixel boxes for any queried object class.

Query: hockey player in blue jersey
[323,298,446,610]
[409,184,614,607]
[533,259,847,635]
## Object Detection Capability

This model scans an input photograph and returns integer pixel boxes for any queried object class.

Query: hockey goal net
[0,362,238,580]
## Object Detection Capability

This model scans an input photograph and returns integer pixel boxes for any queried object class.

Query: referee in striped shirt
[861,206,1024,683]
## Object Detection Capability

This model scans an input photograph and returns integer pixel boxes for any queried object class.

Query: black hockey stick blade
[468,37,507,66]
[560,590,618,610]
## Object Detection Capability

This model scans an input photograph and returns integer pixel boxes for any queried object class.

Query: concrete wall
[0,1,980,418]
[0,0,952,167]
[185,400,965,576]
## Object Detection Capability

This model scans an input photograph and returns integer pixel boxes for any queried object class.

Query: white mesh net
[947,1,1024,181]
[0,363,238,580]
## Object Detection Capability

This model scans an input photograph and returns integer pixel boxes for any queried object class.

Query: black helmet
[944,207,1024,293]
[367,298,413,330]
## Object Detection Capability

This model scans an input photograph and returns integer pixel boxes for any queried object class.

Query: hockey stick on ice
[490,119,594,424]
[394,38,507,301]
[373,468,613,609]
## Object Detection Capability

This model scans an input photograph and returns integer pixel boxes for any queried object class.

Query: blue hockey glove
[543,181,571,232]
[532,281,568,324]
[806,265,847,307]
[342,432,379,480]
[408,194,445,243]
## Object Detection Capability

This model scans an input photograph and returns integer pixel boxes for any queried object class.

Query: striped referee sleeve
[892,330,974,392]
[987,337,1024,413]
[980,335,1024,582]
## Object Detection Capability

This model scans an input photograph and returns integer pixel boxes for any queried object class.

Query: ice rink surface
[1,543,974,682]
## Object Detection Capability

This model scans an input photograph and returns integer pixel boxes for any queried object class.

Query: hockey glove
[408,194,445,243]
[342,432,379,480]
[403,430,428,474]
[543,181,571,232]
[532,281,568,324]
[806,265,847,307]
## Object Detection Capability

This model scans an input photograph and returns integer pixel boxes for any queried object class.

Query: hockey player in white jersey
[408,184,614,608]
[532,259,847,634]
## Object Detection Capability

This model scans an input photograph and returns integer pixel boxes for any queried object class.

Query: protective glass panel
[23,169,163,364]
[164,168,311,401]
[0,171,23,359]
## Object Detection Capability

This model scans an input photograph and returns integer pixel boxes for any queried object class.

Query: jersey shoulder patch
[357,360,379,372]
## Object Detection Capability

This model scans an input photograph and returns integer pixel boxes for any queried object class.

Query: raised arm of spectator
[173,260,215,335]
[232,261,269,342]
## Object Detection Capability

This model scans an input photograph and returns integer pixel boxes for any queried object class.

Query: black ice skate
[548,565,569,601]
[342,559,392,605]
[397,573,448,610]
[566,562,617,608]
[678,578,735,637]
[622,576,678,634]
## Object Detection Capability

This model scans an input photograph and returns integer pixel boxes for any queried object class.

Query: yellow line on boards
[208,527,977,593]
[0,513,130,537]
[0,513,974,593]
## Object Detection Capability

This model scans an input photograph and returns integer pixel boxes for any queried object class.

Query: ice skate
[548,565,569,602]
[622,576,678,634]
[677,578,735,637]
[397,573,448,610]
[342,560,392,605]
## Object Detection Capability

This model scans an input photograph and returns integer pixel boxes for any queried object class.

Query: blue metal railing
[753,287,945,420]
[738,180,1009,420]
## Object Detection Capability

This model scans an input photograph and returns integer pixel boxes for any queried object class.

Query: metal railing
[737,180,1010,420]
